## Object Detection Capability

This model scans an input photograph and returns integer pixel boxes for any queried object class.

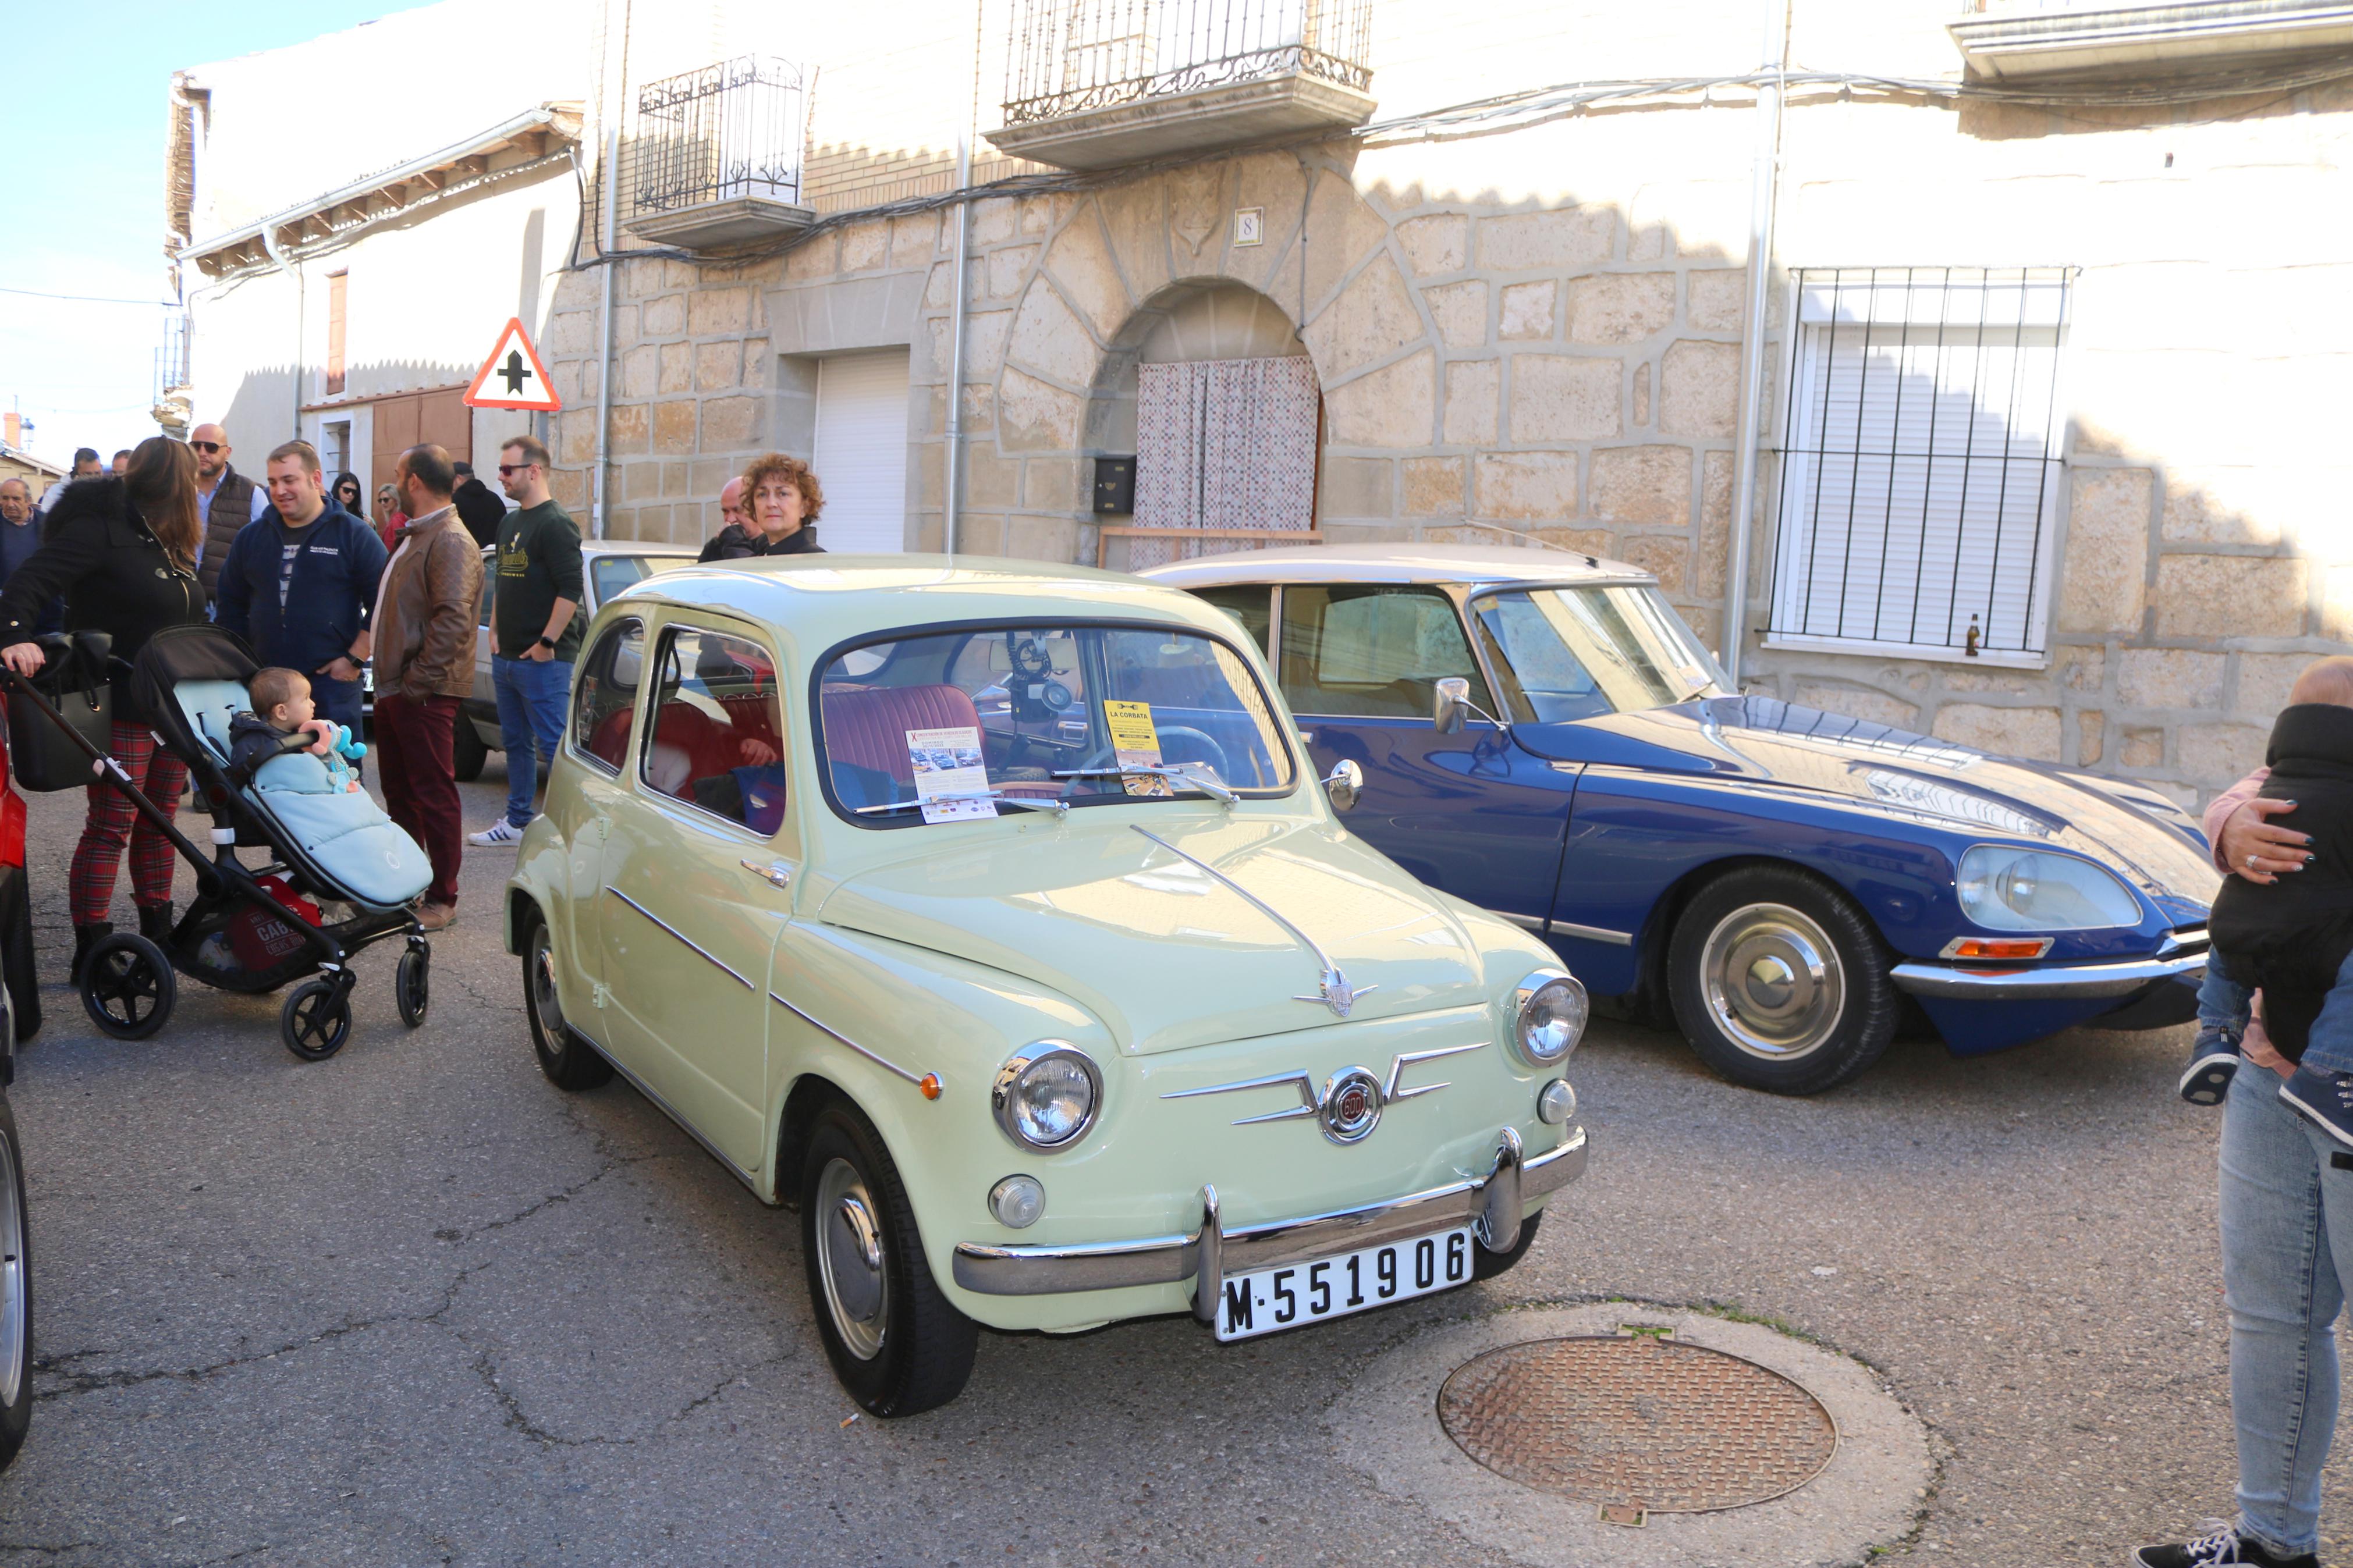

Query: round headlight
[991,1044,1102,1151]
[1956,845,2141,933]
[1513,970,1588,1067]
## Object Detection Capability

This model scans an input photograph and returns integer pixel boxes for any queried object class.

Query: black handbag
[8,632,113,793]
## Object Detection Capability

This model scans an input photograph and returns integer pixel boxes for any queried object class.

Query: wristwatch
[536,635,557,651]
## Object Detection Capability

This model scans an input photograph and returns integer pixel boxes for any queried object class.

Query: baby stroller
[3,624,435,1060]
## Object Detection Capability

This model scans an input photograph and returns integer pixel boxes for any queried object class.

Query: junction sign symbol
[463,318,561,411]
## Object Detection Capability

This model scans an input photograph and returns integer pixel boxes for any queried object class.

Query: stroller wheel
[396,944,430,1029]
[281,979,353,1062]
[80,934,176,1041]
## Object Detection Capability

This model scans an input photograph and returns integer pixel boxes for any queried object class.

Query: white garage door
[812,349,911,554]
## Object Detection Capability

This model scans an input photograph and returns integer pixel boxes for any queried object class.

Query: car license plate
[1213,1225,1475,1342]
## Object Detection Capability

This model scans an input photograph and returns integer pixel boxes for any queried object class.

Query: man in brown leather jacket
[374,444,485,930]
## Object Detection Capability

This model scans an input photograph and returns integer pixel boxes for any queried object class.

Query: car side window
[571,617,645,774]
[478,574,495,631]
[591,554,654,608]
[639,625,787,833]
[1278,585,1492,719]
[1191,585,1272,657]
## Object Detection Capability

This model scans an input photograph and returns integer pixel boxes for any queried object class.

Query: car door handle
[741,859,793,890]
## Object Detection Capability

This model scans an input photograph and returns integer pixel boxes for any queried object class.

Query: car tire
[522,913,611,1091]
[451,719,489,784]
[1667,865,1898,1096]
[0,1092,32,1471]
[1474,1210,1541,1281]
[800,1099,976,1418]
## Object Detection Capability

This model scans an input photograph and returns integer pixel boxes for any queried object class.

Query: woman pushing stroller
[0,437,209,980]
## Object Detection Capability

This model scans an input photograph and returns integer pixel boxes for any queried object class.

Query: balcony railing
[1950,0,2353,76]
[1004,0,1371,124]
[623,56,814,249]
[151,313,192,433]
[992,0,1375,169]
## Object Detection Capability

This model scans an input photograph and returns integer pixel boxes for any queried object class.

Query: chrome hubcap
[0,1131,24,1409]
[1700,903,1845,1060]
[815,1158,888,1361]
[531,938,564,1052]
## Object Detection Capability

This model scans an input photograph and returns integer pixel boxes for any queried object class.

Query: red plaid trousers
[68,721,187,925]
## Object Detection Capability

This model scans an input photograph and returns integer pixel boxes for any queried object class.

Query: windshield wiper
[854,790,1069,820]
[1053,764,1238,806]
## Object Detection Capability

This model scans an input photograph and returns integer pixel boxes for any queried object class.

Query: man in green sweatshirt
[469,434,583,847]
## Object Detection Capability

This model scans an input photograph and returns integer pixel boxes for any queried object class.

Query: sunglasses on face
[496,463,538,478]
[190,440,222,454]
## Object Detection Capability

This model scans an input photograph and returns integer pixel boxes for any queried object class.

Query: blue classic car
[1141,545,2219,1094]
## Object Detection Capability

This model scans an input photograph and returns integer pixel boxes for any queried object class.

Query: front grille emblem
[1163,1042,1485,1145]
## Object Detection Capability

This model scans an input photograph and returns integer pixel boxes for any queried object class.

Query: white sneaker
[468,819,526,847]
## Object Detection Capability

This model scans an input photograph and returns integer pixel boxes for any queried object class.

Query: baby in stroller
[228,668,365,793]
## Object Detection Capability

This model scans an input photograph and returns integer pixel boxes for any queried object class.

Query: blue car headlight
[1955,845,2142,932]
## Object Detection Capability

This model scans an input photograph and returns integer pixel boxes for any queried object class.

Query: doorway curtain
[1130,354,1318,570]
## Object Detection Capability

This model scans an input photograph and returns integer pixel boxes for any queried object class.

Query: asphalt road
[0,766,2324,1567]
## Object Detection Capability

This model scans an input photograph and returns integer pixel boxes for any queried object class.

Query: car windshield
[1469,585,1729,723]
[591,554,672,606]
[817,623,1295,824]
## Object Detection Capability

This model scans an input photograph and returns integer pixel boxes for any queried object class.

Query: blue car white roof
[1135,541,1656,589]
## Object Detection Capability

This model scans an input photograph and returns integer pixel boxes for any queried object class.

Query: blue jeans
[492,655,572,828]
[2220,1057,2353,1555]
[2206,947,2353,1076]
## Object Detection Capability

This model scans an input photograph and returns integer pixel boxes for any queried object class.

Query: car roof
[478,539,698,557]
[602,553,1254,649]
[1135,542,1656,589]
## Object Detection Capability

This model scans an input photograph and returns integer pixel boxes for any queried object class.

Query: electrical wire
[0,285,179,307]
[559,50,2353,276]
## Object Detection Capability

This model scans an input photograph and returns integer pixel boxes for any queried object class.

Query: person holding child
[0,438,211,980]
[2135,655,2353,1568]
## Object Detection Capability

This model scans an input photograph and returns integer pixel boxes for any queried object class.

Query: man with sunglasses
[189,422,272,599]
[467,433,581,847]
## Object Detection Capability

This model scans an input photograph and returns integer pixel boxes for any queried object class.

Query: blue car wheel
[1667,866,1900,1095]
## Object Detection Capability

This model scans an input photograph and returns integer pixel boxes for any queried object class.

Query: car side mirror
[1433,677,1470,735]
[1322,758,1363,813]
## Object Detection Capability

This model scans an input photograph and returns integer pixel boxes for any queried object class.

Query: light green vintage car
[505,556,1591,1416]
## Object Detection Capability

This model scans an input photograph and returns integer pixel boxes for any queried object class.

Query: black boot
[137,904,172,944]
[69,922,112,985]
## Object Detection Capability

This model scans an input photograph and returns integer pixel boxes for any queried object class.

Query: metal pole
[1723,0,1790,686]
[943,131,973,556]
[593,126,620,541]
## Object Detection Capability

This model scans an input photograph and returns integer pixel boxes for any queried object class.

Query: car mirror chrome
[1433,677,1469,735]
[1322,758,1363,813]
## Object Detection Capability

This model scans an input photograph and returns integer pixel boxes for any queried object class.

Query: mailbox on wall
[1093,456,1136,515]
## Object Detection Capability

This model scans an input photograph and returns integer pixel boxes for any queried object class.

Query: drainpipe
[1723,0,1791,687]
[260,226,303,439]
[943,131,973,556]
[593,126,620,541]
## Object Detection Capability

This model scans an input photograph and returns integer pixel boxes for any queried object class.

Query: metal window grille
[630,56,809,215]
[1003,0,1373,125]
[153,313,191,404]
[1767,266,2074,662]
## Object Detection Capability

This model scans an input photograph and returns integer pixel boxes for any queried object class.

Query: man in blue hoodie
[216,440,389,741]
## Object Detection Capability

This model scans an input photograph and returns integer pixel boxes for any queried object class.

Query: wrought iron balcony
[989,0,1376,170]
[622,56,815,250]
[1950,0,2353,79]
[151,313,191,435]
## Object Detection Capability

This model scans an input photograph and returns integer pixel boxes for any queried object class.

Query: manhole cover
[1437,1334,1837,1512]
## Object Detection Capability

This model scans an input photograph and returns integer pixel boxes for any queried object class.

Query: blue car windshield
[1471,586,1729,723]
[817,623,1296,825]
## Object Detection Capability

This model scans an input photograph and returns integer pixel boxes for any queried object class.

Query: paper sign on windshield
[906,726,993,823]
[1103,700,1170,798]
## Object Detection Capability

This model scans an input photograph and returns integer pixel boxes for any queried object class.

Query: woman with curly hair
[700,452,825,561]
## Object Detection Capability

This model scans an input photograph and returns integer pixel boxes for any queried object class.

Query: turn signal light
[920,1073,943,1101]
[1941,937,2054,961]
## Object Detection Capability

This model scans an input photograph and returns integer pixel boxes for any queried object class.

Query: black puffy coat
[0,477,207,718]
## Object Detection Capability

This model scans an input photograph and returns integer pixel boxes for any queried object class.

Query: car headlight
[1955,845,2142,932]
[991,1044,1101,1151]
[1512,970,1588,1067]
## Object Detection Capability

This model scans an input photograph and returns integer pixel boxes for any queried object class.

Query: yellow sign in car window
[1103,699,1170,797]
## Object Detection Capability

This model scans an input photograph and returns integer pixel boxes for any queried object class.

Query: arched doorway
[1089,280,1320,570]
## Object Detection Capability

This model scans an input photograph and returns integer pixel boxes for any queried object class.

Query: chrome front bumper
[1890,928,2208,1001]
[951,1124,1587,1315]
